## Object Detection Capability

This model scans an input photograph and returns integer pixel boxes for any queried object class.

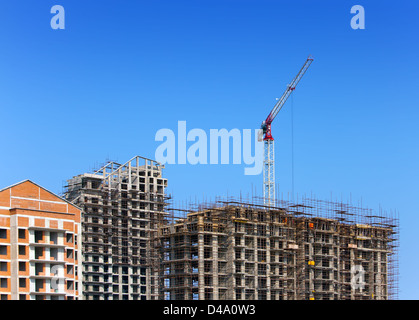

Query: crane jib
[263,57,313,127]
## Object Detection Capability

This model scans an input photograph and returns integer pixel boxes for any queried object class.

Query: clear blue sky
[0,0,418,299]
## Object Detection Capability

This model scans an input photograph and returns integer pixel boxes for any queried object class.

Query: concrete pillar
[198,216,205,300]
[376,250,381,300]
[253,232,258,300]
[266,218,271,300]
[212,235,219,299]
[350,247,355,300]
[308,229,314,299]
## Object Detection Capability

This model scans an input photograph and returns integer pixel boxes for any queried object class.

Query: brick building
[0,180,82,300]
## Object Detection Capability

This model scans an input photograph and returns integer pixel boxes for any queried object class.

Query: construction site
[63,156,169,300]
[157,197,399,300]
[154,55,398,300]
[59,57,399,301]
[59,155,399,300]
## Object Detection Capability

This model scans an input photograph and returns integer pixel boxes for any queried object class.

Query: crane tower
[261,56,313,206]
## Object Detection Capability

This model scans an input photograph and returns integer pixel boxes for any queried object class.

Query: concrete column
[308,230,314,299]
[266,221,271,300]
[253,232,258,300]
[212,235,219,299]
[10,215,18,300]
[226,219,234,299]
[376,250,382,300]
[350,248,355,300]
[198,217,205,300]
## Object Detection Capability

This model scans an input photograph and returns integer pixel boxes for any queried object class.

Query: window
[19,262,26,272]
[34,231,43,243]
[35,279,44,291]
[0,262,7,272]
[35,264,43,275]
[91,181,100,189]
[66,249,73,259]
[19,278,26,288]
[50,248,58,260]
[1,294,7,300]
[18,245,25,256]
[50,232,58,244]
[34,247,43,259]
[67,281,74,291]
[0,229,7,239]
[0,245,7,256]
[0,278,7,288]
[19,294,26,300]
[67,265,74,275]
[18,229,26,239]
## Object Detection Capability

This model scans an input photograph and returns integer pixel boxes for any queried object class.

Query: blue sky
[0,0,418,299]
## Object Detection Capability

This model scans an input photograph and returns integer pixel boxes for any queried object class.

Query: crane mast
[261,56,313,206]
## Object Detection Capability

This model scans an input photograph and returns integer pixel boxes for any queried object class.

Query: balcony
[28,226,66,233]
[30,242,65,249]
[30,291,67,296]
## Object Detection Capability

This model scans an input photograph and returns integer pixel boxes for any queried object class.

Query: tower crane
[260,56,313,206]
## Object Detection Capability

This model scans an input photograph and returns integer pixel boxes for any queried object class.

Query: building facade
[158,199,399,300]
[64,156,168,300]
[0,180,82,300]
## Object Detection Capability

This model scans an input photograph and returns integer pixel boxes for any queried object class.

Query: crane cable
[291,92,295,203]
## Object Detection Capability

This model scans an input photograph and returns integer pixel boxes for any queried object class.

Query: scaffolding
[157,196,399,300]
[63,156,170,300]
[61,156,399,300]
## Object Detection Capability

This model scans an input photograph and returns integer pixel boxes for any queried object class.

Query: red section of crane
[261,56,314,141]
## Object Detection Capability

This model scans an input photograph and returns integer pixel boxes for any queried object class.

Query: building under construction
[63,156,169,300]
[61,155,398,300]
[157,198,399,300]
